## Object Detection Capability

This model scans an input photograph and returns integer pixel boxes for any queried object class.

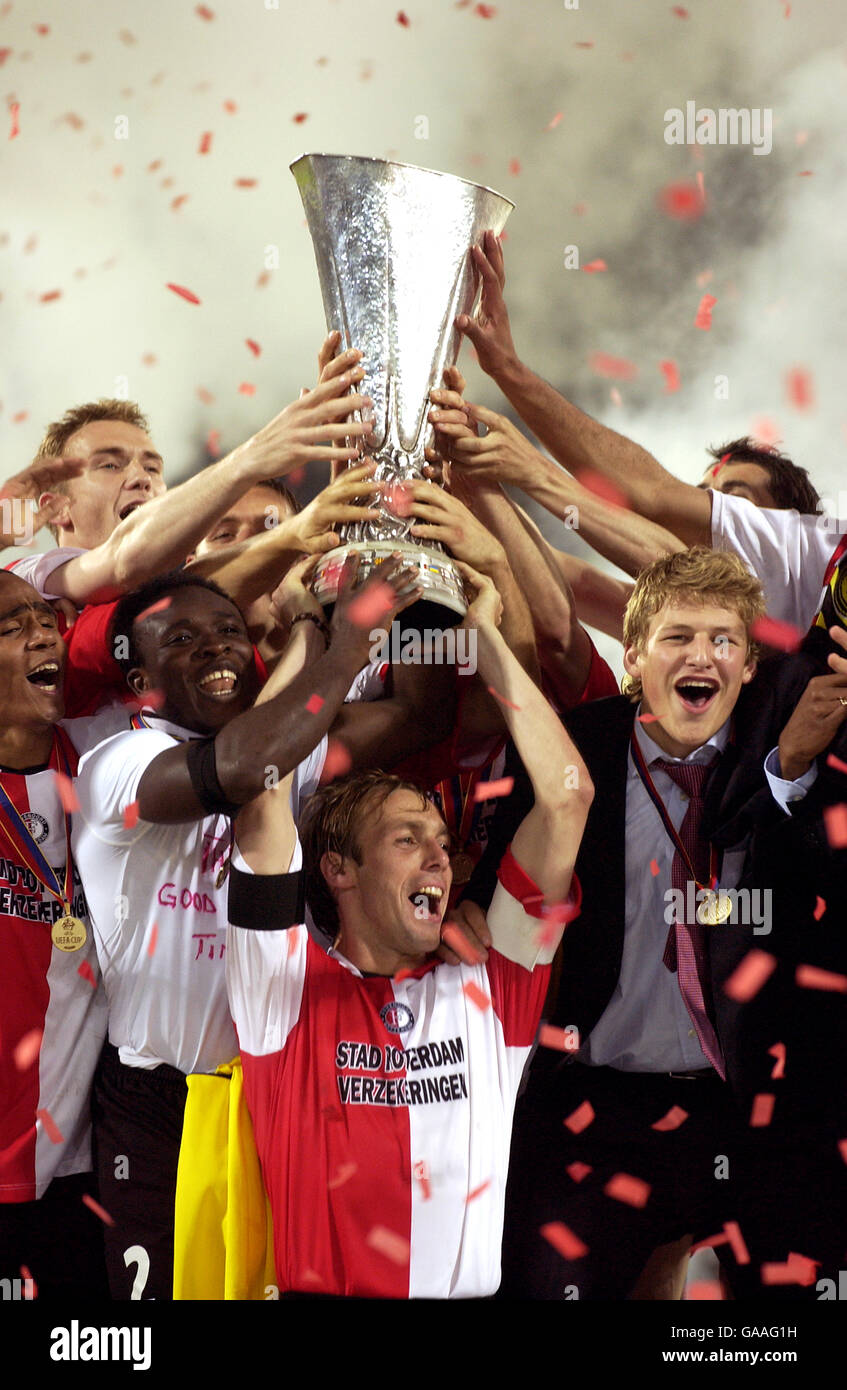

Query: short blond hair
[622,546,765,700]
[36,399,151,539]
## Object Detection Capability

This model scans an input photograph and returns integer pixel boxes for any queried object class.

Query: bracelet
[289,611,331,648]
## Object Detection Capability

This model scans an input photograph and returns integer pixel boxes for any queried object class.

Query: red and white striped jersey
[0,751,107,1203]
[227,848,570,1299]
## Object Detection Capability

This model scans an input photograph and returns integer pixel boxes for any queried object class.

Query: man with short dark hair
[225,563,592,1298]
[697,437,821,515]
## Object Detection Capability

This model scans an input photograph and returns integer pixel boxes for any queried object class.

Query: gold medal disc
[51,914,87,952]
[696,890,733,926]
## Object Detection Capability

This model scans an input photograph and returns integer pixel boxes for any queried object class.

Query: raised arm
[455,230,712,547]
[39,350,374,605]
[135,557,420,823]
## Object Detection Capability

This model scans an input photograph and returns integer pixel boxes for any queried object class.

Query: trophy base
[312,542,467,624]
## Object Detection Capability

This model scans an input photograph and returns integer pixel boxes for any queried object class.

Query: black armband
[228,862,306,931]
[185,737,242,819]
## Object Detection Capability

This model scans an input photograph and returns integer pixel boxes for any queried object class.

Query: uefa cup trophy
[290,153,513,622]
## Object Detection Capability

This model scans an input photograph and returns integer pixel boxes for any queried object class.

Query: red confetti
[292,112,309,124]
[540,1221,588,1260]
[122,801,139,829]
[462,980,491,1011]
[19,1265,37,1298]
[587,352,638,381]
[545,112,563,131]
[319,739,352,784]
[82,1193,115,1226]
[582,259,607,273]
[0,50,12,66]
[538,1024,577,1053]
[53,769,80,813]
[750,1093,775,1127]
[346,581,396,628]
[797,169,814,177]
[671,5,689,16]
[328,1161,358,1191]
[305,694,325,715]
[563,1100,595,1134]
[823,804,847,849]
[761,1252,819,1286]
[508,158,521,175]
[223,100,237,113]
[366,1225,410,1263]
[694,294,717,330]
[722,1220,750,1264]
[574,40,594,48]
[39,290,62,303]
[196,4,215,17]
[396,10,411,25]
[137,597,172,624]
[723,949,776,1001]
[813,896,826,920]
[659,359,681,393]
[474,3,497,14]
[197,387,215,404]
[287,930,298,958]
[651,1105,689,1132]
[486,684,520,711]
[441,924,485,965]
[637,712,662,724]
[7,102,18,140]
[579,470,630,508]
[238,382,256,396]
[33,23,49,35]
[826,753,847,775]
[837,1138,847,1165]
[13,1028,42,1070]
[686,1281,724,1300]
[246,338,261,357]
[171,195,189,212]
[658,181,704,221]
[768,1042,786,1079]
[147,923,158,959]
[785,367,814,411]
[206,428,221,459]
[566,1161,592,1183]
[235,178,258,188]
[472,776,514,802]
[795,962,847,992]
[36,1108,64,1144]
[465,1178,491,1203]
[749,615,802,653]
[412,1160,431,1200]
[166,282,201,305]
[198,131,212,154]
[649,858,660,876]
[77,959,96,987]
[604,1172,650,1208]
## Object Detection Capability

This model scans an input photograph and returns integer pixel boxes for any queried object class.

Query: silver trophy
[290,153,513,619]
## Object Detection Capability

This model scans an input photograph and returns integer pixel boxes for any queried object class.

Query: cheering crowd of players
[1,230,846,1302]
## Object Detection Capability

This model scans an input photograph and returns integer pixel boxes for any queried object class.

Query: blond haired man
[456,547,813,1299]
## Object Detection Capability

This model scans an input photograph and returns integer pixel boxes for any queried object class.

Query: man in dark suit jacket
[455,547,819,1299]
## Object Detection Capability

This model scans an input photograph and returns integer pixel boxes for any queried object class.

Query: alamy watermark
[368,622,477,675]
[664,883,772,934]
[664,102,773,156]
[0,497,37,546]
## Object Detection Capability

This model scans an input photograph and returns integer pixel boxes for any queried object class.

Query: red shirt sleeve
[62,602,125,717]
[573,637,619,705]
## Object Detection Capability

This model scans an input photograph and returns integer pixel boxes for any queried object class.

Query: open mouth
[26,661,60,692]
[408,885,445,920]
[119,501,146,522]
[674,678,719,713]
[196,667,240,699]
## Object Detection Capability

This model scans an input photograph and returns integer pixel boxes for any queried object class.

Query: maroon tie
[653,758,725,1078]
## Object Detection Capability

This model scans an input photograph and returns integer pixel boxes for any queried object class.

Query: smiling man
[70,557,424,1300]
[454,547,818,1299]
[224,565,593,1298]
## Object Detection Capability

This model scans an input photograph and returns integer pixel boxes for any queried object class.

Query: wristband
[289,611,330,648]
[186,737,242,819]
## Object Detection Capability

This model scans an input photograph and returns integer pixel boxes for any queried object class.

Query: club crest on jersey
[379,1001,415,1034]
[21,811,49,844]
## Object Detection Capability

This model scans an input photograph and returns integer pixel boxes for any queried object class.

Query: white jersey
[7,548,86,601]
[710,490,847,629]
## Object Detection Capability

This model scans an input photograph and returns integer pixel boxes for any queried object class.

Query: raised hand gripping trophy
[290,153,513,623]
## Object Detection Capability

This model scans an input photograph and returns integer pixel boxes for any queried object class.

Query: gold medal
[450,851,475,887]
[51,914,87,952]
[696,889,733,926]
[215,860,229,889]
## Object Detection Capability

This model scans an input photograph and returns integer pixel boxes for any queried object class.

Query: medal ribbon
[629,731,718,893]
[0,727,77,913]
